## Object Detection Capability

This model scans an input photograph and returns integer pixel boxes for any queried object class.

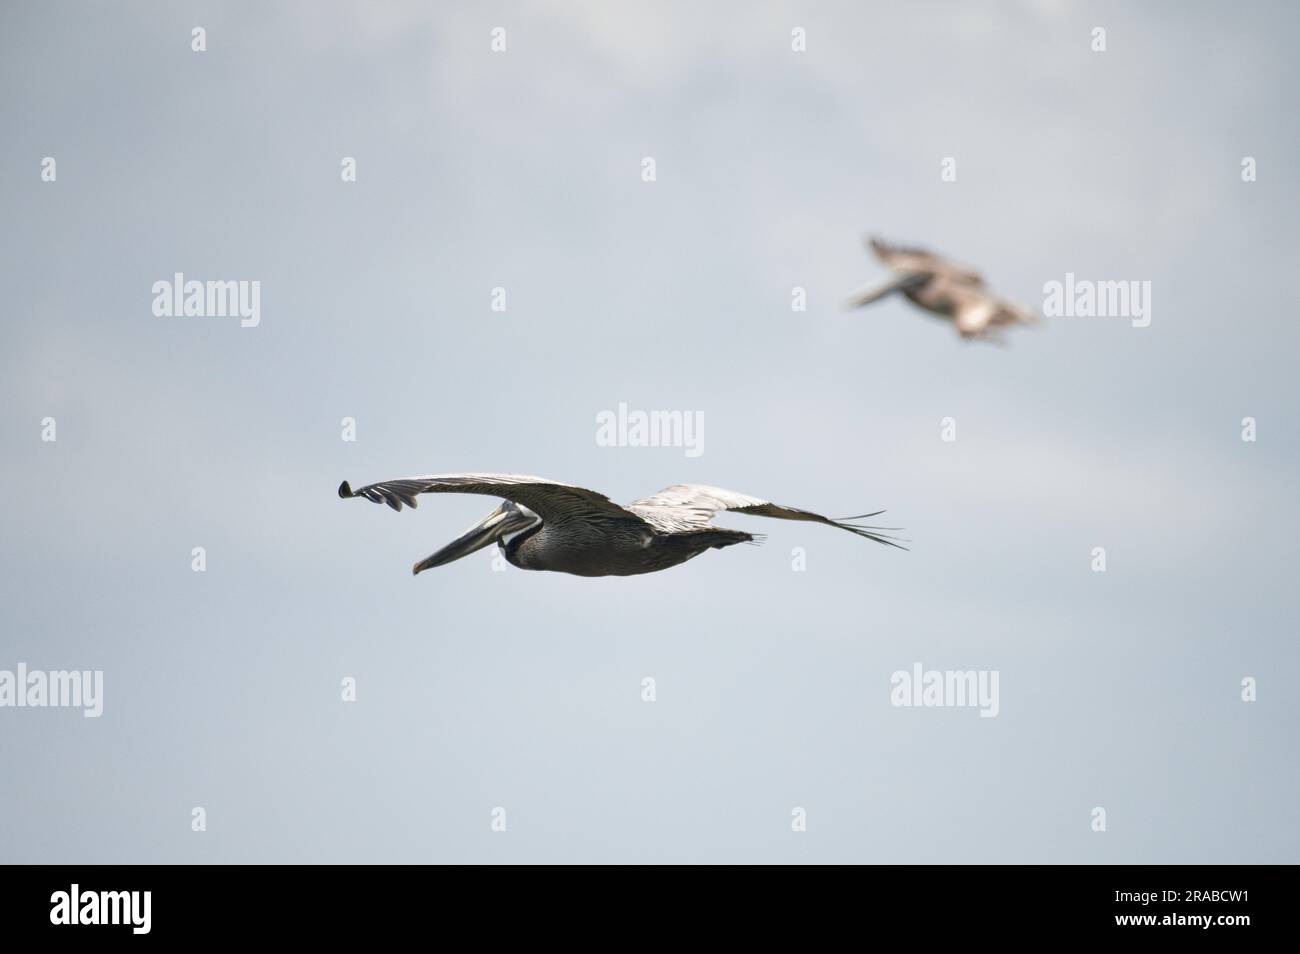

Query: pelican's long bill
[411,502,537,575]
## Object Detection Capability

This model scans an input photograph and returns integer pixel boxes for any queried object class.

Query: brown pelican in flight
[845,237,1038,341]
[339,473,905,577]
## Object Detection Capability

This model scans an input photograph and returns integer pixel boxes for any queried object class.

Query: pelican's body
[488,519,745,577]
[845,237,1038,341]
[339,473,904,577]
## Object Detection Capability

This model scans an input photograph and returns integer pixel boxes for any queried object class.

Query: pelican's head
[412,501,541,575]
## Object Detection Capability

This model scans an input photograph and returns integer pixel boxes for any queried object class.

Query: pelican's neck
[501,521,543,567]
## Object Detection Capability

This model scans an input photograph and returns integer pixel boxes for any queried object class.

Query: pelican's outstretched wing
[867,236,984,286]
[339,473,644,525]
[628,484,908,549]
[843,271,928,308]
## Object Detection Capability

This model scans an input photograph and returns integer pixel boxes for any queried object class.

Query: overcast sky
[2,0,1297,863]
